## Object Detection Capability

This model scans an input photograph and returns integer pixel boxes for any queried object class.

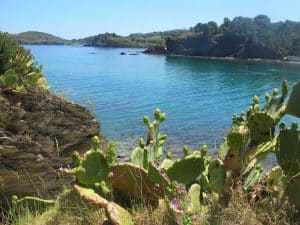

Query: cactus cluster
[10,81,300,221]
[130,108,167,169]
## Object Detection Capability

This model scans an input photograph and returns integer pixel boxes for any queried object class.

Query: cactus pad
[106,202,133,225]
[276,123,300,177]
[72,184,109,208]
[286,81,300,118]
[207,159,226,194]
[109,163,162,207]
[285,173,300,210]
[148,162,171,191]
[247,112,275,143]
[187,184,201,213]
[67,136,110,187]
[129,139,148,169]
[166,153,205,185]
[243,164,262,190]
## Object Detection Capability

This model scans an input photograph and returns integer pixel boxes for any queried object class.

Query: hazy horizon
[1,0,300,39]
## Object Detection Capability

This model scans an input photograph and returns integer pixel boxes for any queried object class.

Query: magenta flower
[169,198,182,210]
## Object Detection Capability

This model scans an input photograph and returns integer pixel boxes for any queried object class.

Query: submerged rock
[0,87,100,197]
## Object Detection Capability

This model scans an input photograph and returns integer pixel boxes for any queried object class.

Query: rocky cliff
[164,32,281,59]
[0,87,99,198]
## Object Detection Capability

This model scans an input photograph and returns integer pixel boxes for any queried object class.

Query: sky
[1,0,300,39]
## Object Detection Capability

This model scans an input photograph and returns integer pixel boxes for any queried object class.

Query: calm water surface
[25,45,300,157]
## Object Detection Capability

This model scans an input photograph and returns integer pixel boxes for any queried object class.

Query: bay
[25,45,300,157]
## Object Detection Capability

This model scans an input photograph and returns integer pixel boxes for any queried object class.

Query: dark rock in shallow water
[0,88,100,198]
[129,53,139,55]
[120,52,126,55]
[143,45,168,54]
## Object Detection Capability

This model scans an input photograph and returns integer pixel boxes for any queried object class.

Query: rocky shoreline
[143,46,300,65]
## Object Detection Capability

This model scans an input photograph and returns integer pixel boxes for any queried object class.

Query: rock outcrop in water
[0,87,100,197]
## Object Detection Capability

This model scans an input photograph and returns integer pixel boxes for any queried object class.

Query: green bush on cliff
[0,32,47,90]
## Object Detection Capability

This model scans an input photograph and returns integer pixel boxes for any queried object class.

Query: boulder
[0,87,100,198]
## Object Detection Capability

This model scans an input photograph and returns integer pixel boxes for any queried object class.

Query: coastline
[148,52,300,65]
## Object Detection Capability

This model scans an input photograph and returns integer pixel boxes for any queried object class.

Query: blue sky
[1,0,300,39]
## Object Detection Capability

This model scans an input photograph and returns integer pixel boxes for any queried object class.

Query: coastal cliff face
[165,32,281,59]
[0,87,100,197]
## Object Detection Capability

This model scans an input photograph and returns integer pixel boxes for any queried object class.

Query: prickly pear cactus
[106,202,133,225]
[286,81,300,118]
[130,109,167,169]
[243,164,262,190]
[1,70,18,88]
[161,152,174,170]
[68,136,110,188]
[129,138,149,169]
[72,184,109,208]
[11,195,55,213]
[148,162,171,192]
[105,141,117,167]
[109,162,163,207]
[207,159,226,194]
[223,113,249,171]
[265,166,283,191]
[72,184,133,225]
[187,184,201,213]
[247,81,288,144]
[276,123,300,177]
[166,152,205,185]
[285,173,300,210]
[143,108,167,161]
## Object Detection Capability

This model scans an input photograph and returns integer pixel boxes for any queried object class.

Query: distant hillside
[79,30,186,48]
[159,15,300,59]
[12,31,71,45]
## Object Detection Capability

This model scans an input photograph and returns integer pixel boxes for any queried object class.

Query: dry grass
[1,186,299,225]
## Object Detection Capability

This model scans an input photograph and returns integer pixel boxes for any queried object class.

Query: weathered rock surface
[0,87,100,197]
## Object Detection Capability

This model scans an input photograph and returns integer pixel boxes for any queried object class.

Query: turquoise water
[25,45,300,156]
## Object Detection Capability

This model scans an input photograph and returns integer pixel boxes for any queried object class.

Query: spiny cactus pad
[129,138,149,169]
[148,162,171,192]
[243,164,262,190]
[276,123,300,177]
[187,184,201,213]
[285,173,300,210]
[166,153,205,185]
[71,150,110,186]
[109,163,162,207]
[106,202,133,225]
[72,184,109,208]
[286,81,300,118]
[208,159,226,194]
[247,112,275,143]
[67,136,110,187]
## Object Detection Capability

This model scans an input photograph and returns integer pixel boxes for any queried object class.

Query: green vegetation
[165,15,300,59]
[1,29,300,225]
[0,32,47,90]
[79,30,186,48]
[12,31,71,45]
[3,82,300,224]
